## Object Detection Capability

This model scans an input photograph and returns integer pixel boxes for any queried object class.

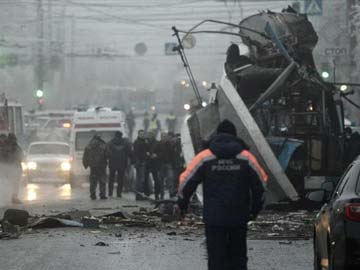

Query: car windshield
[29,144,69,155]
[75,131,116,151]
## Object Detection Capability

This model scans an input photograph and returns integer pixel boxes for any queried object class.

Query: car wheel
[314,237,321,270]
[327,236,335,270]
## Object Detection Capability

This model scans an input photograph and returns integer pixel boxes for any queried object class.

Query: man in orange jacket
[177,119,267,270]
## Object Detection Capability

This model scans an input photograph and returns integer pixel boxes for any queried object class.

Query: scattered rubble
[81,217,100,229]
[29,218,83,229]
[247,210,316,240]
[0,204,317,241]
[94,241,109,247]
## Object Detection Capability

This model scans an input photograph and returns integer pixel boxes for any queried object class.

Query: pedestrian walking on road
[133,129,150,200]
[83,134,108,200]
[106,131,132,198]
[177,120,267,270]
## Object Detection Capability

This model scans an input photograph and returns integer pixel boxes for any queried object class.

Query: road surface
[0,183,313,270]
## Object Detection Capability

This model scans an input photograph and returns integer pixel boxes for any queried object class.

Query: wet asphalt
[0,183,313,270]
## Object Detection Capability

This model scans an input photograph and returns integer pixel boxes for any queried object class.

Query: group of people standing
[82,128,184,201]
[0,133,23,204]
[82,131,132,200]
[133,129,184,200]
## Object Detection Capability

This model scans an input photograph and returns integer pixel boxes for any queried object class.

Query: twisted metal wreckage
[173,7,357,203]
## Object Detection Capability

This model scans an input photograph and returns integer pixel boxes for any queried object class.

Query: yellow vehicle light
[60,161,71,171]
[62,123,71,128]
[27,161,37,170]
[21,162,28,171]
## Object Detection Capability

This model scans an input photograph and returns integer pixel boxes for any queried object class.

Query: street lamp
[321,71,330,79]
[340,85,348,92]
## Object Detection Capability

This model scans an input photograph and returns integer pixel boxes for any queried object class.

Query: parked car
[23,141,72,185]
[307,158,360,270]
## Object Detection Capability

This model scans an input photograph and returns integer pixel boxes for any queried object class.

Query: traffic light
[320,63,331,80]
[35,89,45,110]
[36,89,44,98]
[37,97,45,110]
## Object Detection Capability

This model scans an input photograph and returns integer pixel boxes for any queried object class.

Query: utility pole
[59,0,67,108]
[36,0,45,110]
[347,0,360,123]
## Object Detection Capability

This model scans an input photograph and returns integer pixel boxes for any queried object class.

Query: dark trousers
[89,167,106,199]
[135,162,146,199]
[170,165,182,198]
[145,163,161,199]
[108,168,125,197]
[205,224,248,270]
[159,163,175,198]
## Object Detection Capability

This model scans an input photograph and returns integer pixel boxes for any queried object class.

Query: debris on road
[53,210,91,222]
[81,217,100,229]
[2,209,29,226]
[0,220,21,239]
[0,203,316,241]
[247,210,316,240]
[0,231,20,240]
[94,241,109,247]
[29,217,83,229]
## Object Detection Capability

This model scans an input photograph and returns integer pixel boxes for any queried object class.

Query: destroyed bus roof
[238,10,318,65]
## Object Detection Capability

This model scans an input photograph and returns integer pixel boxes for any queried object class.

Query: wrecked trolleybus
[175,7,347,203]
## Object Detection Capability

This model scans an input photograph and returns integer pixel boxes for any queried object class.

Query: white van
[69,108,128,183]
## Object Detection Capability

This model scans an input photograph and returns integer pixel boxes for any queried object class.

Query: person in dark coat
[156,132,176,199]
[133,129,150,200]
[177,120,267,270]
[144,130,162,199]
[106,131,132,198]
[169,133,185,198]
[225,43,253,71]
[83,134,107,200]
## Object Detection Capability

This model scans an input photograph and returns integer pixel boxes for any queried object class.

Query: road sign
[134,42,147,56]
[324,47,348,56]
[164,42,178,55]
[305,0,322,15]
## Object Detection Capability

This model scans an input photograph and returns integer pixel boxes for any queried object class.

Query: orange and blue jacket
[178,133,267,226]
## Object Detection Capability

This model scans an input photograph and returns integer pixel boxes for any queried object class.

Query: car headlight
[60,161,71,171]
[21,162,28,171]
[27,161,37,170]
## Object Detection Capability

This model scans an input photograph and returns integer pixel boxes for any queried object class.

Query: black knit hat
[217,119,237,136]
[115,131,123,138]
